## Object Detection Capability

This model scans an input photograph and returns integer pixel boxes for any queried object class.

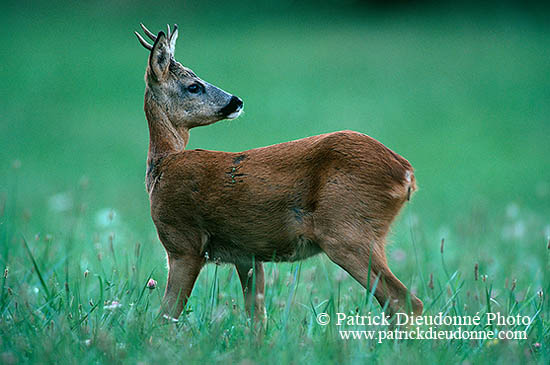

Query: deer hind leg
[235,260,266,326]
[319,233,422,317]
[161,253,204,320]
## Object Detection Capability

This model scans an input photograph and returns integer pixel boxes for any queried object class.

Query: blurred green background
[2,0,550,281]
[1,1,550,363]
[1,0,550,283]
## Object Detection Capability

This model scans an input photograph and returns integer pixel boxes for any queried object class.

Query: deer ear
[149,31,170,81]
[169,24,178,55]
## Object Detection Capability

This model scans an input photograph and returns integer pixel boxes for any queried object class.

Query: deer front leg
[235,260,266,325]
[161,253,203,320]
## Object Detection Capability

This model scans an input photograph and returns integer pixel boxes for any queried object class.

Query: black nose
[233,96,243,110]
[220,96,243,116]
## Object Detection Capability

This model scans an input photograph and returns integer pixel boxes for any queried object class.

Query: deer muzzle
[220,96,243,119]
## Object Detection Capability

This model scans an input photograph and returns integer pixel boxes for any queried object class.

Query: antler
[140,23,157,41]
[134,31,152,50]
[135,23,179,53]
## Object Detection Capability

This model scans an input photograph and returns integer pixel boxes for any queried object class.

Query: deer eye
[187,83,201,93]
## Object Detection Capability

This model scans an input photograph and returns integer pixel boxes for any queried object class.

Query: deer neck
[144,97,189,194]
[145,96,189,166]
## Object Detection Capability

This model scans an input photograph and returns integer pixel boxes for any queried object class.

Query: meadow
[1,1,549,363]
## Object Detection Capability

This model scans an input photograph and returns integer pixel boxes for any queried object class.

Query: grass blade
[22,235,51,299]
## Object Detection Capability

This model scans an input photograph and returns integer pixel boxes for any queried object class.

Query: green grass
[1,2,549,363]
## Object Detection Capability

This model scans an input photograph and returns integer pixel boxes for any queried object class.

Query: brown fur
[135,24,423,322]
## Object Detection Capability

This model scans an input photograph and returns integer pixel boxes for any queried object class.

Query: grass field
[1,1,549,363]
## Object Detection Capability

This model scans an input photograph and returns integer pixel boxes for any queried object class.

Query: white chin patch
[226,108,242,120]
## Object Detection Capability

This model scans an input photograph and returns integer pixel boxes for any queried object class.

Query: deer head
[135,24,243,136]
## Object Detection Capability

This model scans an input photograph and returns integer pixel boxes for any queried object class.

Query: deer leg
[235,260,266,325]
[372,256,423,317]
[320,236,422,317]
[161,253,204,320]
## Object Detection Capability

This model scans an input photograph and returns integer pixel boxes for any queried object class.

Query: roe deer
[135,24,423,322]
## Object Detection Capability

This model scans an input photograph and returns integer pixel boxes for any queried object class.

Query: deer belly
[204,234,321,264]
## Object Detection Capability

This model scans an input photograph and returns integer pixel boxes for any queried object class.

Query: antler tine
[166,24,171,39]
[140,23,157,41]
[135,31,153,51]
